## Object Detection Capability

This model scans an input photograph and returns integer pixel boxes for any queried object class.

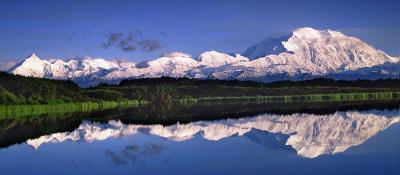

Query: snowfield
[8,27,399,87]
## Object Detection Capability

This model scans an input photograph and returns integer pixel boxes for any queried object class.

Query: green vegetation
[133,85,175,102]
[0,72,88,104]
[1,71,399,105]
[106,77,400,101]
[0,100,146,120]
[177,92,399,103]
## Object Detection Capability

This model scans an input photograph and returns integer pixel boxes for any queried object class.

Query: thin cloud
[163,52,192,58]
[0,60,18,71]
[139,39,161,52]
[102,32,124,49]
[102,31,163,52]
[104,143,166,166]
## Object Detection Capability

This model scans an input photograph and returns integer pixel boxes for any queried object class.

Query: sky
[0,0,399,63]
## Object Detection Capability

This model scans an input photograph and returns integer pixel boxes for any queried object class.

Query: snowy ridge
[8,27,399,87]
[26,109,400,158]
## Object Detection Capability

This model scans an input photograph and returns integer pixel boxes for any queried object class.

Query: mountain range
[6,27,399,87]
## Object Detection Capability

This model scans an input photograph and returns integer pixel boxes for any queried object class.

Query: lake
[0,101,399,175]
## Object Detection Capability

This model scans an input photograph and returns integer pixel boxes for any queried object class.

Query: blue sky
[0,0,399,62]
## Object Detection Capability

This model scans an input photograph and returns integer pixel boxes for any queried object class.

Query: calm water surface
[0,102,399,175]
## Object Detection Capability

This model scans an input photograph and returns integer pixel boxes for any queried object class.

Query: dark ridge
[117,76,400,89]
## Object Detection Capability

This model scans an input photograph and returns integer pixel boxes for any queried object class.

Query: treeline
[86,84,174,102]
[0,72,89,104]
[0,72,176,104]
[1,71,399,105]
[118,77,400,88]
[113,77,400,99]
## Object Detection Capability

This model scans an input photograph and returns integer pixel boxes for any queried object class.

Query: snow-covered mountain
[26,109,400,158]
[7,27,399,87]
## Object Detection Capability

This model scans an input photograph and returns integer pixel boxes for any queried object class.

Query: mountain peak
[243,27,374,59]
[198,51,248,67]
[28,53,37,57]
[292,27,322,39]
[242,27,338,59]
[291,27,345,40]
[199,50,228,59]
[25,53,41,61]
[8,53,52,78]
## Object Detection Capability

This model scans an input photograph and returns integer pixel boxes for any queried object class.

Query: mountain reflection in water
[26,109,399,158]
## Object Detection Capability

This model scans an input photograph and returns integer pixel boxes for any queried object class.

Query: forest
[0,71,399,105]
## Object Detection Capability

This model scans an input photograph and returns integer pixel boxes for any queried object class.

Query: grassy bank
[176,91,400,103]
[0,100,147,119]
[0,91,398,119]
